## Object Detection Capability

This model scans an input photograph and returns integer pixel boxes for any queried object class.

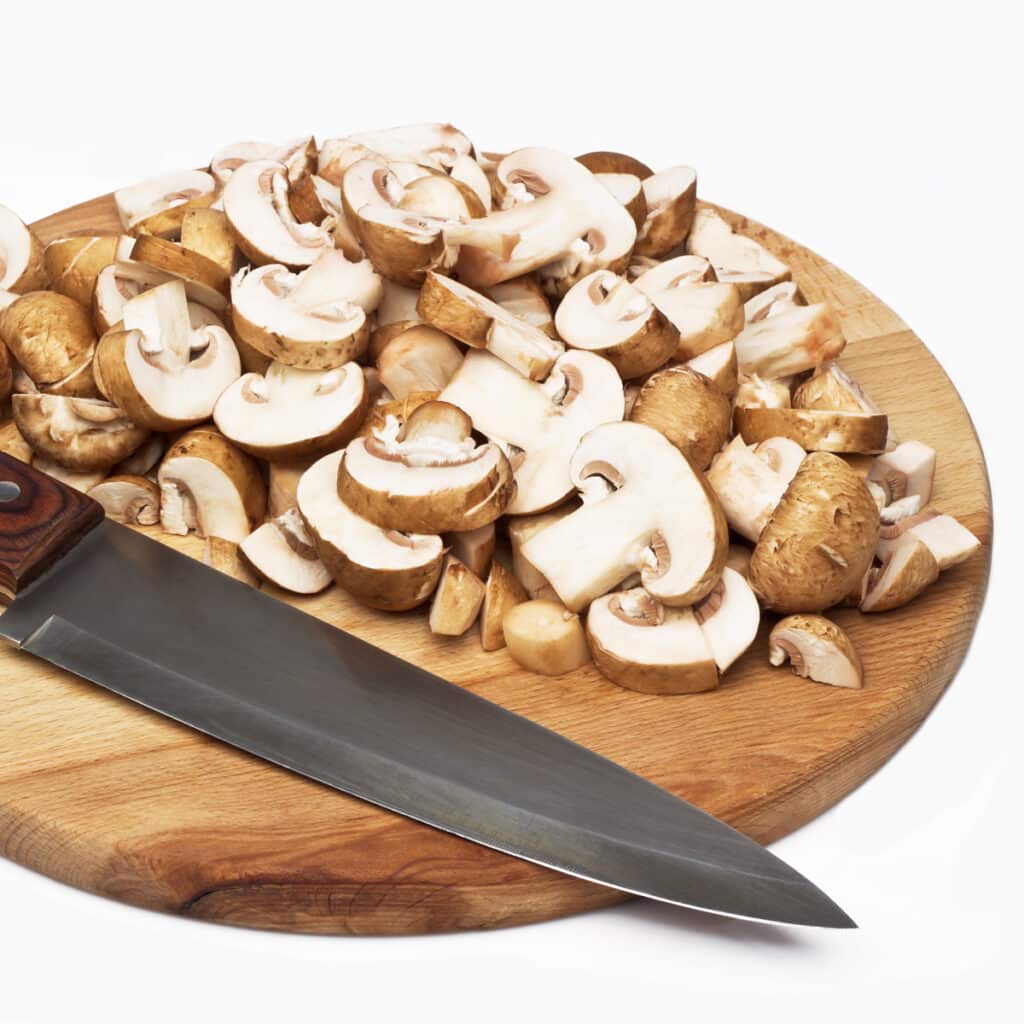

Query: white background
[1,2,1019,1021]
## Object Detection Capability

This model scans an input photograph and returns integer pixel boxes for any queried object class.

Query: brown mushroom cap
[749,451,880,612]
[1,291,96,386]
[0,205,48,294]
[734,406,889,454]
[635,166,698,259]
[768,614,863,688]
[576,151,656,179]
[44,234,134,307]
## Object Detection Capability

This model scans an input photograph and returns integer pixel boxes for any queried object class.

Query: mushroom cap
[44,234,134,307]
[502,599,590,676]
[0,205,48,293]
[734,406,888,454]
[635,165,698,259]
[749,451,880,612]
[240,508,333,595]
[114,169,217,234]
[87,474,161,525]
[768,614,863,689]
[860,533,940,612]
[0,291,96,385]
[576,150,656,179]
[554,270,678,379]
[12,394,149,471]
[214,360,367,460]
[734,302,846,378]
[586,589,718,694]
[692,567,760,672]
[297,449,444,610]
[522,421,728,611]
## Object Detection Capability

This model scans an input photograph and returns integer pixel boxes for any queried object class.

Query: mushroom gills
[240,508,333,595]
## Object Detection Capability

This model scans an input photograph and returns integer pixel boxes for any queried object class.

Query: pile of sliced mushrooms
[0,124,982,693]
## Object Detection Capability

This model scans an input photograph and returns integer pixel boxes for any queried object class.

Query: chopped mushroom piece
[734,406,888,454]
[0,418,33,462]
[734,303,846,378]
[753,436,806,485]
[506,506,575,599]
[479,560,528,651]
[861,533,940,612]
[130,235,230,308]
[768,615,863,689]
[876,510,981,570]
[1,291,96,388]
[594,172,646,231]
[240,508,333,595]
[735,374,792,410]
[482,278,556,337]
[706,436,790,542]
[686,341,739,398]
[88,475,161,525]
[503,599,590,675]
[210,136,316,187]
[179,209,239,277]
[44,234,135,307]
[0,205,48,293]
[377,325,464,399]
[446,523,496,580]
[867,441,936,506]
[428,555,487,636]
[693,567,761,673]
[743,281,802,323]
[114,169,217,236]
[635,165,698,258]
[792,362,882,415]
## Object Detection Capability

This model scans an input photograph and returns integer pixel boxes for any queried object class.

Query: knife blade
[0,455,853,928]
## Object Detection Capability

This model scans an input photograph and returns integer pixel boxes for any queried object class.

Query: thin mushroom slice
[594,172,647,231]
[743,281,802,323]
[482,278,555,338]
[875,510,981,570]
[706,435,790,542]
[240,508,333,595]
[860,533,940,612]
[503,599,590,675]
[297,450,443,611]
[88,475,161,525]
[768,615,863,689]
[734,302,846,378]
[0,205,48,293]
[867,440,936,506]
[44,234,135,307]
[686,341,738,397]
[586,589,718,695]
[1,291,96,387]
[428,555,486,636]
[734,406,889,454]
[635,165,698,258]
[130,235,231,304]
[693,567,761,673]
[114,169,217,237]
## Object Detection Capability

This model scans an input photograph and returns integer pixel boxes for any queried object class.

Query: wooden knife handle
[0,454,105,605]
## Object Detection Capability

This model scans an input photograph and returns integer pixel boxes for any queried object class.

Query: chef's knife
[0,455,854,928]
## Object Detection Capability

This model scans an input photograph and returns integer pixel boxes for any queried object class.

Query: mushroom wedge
[0,205,48,293]
[522,421,728,612]
[482,277,555,337]
[875,509,981,570]
[428,555,486,636]
[733,302,846,378]
[860,533,940,612]
[297,449,443,610]
[744,281,802,323]
[95,280,240,431]
[319,123,475,182]
[635,166,698,258]
[338,400,515,534]
[768,615,863,688]
[692,567,760,673]
[214,360,366,459]
[792,361,882,415]
[706,435,791,542]
[114,169,217,237]
[447,148,637,295]
[440,349,624,515]
[686,341,738,397]
[240,507,333,595]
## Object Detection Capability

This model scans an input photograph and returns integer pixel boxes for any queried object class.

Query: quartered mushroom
[875,509,981,570]
[214,360,366,459]
[554,270,678,379]
[482,278,555,337]
[734,302,846,378]
[0,205,48,293]
[502,599,590,675]
[319,123,475,182]
[693,567,761,673]
[114,169,217,237]
[338,400,515,534]
[521,421,728,612]
[860,533,940,612]
[735,373,792,409]
[706,435,791,542]
[446,523,496,580]
[440,349,624,515]
[418,271,563,380]
[44,234,135,307]
[376,325,464,399]
[479,560,528,651]
[686,340,739,397]
[768,615,863,688]
[88,475,161,525]
[634,165,698,258]
[867,440,936,506]
[297,449,444,611]
[239,507,333,595]
[733,406,889,454]
[1,290,96,391]
[428,555,486,636]
[587,588,719,695]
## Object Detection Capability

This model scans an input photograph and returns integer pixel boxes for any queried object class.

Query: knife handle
[0,454,105,604]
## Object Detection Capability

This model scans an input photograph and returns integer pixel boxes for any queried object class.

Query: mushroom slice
[554,270,678,379]
[685,207,791,299]
[522,421,727,612]
[450,154,493,212]
[503,599,590,675]
[12,394,149,471]
[734,302,846,378]
[44,234,135,307]
[223,160,332,268]
[239,508,332,595]
[0,205,48,293]
[735,373,792,409]
[628,364,731,470]
[440,349,624,515]
[706,435,790,542]
[1,291,96,387]
[214,360,366,460]
[297,450,443,610]
[88,475,161,525]
[743,281,802,324]
[31,456,105,492]
[428,555,486,636]
[158,427,266,542]
[576,151,656,179]
[635,166,698,258]
[338,400,515,534]
[111,255,228,313]
[377,325,464,399]
[693,567,760,673]
[130,235,231,304]
[876,510,981,570]
[448,148,637,295]
[114,170,217,236]
[446,522,496,580]
[768,615,863,688]
[482,277,555,337]
[210,136,316,187]
[418,271,563,380]
[686,341,738,398]
[734,406,889,454]
[320,123,475,182]
[749,452,879,612]
[860,533,940,613]
[479,560,528,651]
[792,361,882,414]
[231,251,377,369]
[867,440,936,506]
[753,436,806,485]
[96,280,240,431]
[179,208,238,276]
[633,256,744,359]
[586,589,718,695]
[595,172,647,231]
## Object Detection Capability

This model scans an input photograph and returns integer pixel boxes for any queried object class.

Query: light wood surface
[0,194,991,935]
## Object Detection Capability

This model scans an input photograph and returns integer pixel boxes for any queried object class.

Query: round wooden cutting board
[0,194,991,935]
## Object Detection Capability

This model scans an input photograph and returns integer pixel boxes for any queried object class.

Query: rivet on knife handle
[0,454,104,604]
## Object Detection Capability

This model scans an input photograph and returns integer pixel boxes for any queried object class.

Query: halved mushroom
[297,449,443,611]
[634,166,698,258]
[114,170,217,237]
[440,349,624,515]
[749,452,879,612]
[860,533,940,612]
[586,589,718,694]
[214,360,366,459]
[338,400,515,533]
[482,277,555,337]
[522,421,727,612]
[503,599,590,675]
[44,234,135,307]
[210,136,316,187]
[428,555,486,636]
[875,510,981,570]
[706,435,790,542]
[753,435,806,485]
[230,249,379,369]
[377,325,464,399]
[768,615,863,688]
[88,475,161,525]
[686,341,738,397]
[222,160,332,268]
[692,567,760,672]
[0,205,48,293]
[12,394,149,471]
[733,406,889,454]
[1,291,96,387]
[867,441,936,506]
[734,373,792,409]
[96,280,240,431]
[479,559,529,651]
[743,281,802,324]
[633,255,744,359]
[554,270,678,379]
[685,207,791,299]
[628,364,731,470]
[418,271,563,380]
[239,507,333,595]
[734,302,845,378]
[158,427,266,542]
[319,123,475,182]
[792,361,882,415]
[179,208,239,276]
[447,148,637,296]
